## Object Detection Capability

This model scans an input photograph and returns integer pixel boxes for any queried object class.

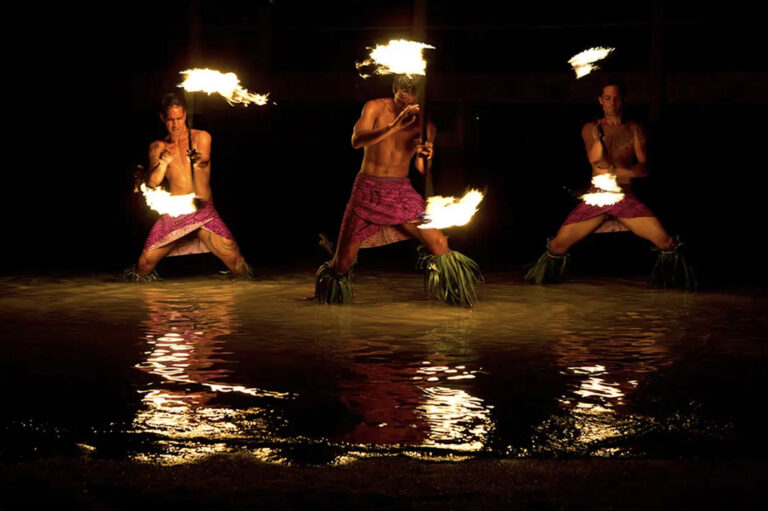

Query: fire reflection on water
[334,319,493,455]
[131,288,290,464]
[532,323,672,456]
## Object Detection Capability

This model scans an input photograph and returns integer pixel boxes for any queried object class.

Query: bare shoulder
[192,129,211,143]
[363,98,389,113]
[581,120,598,137]
[149,140,166,152]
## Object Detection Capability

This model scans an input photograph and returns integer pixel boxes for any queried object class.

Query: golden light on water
[416,386,492,451]
[131,289,291,464]
[568,46,615,79]
[356,39,435,78]
[414,362,491,451]
[140,183,197,217]
[581,174,625,206]
[418,189,484,230]
[179,68,270,106]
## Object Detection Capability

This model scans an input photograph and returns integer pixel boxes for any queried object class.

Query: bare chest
[602,125,634,150]
[375,113,421,150]
[163,139,194,181]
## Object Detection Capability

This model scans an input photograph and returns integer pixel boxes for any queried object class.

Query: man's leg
[136,242,179,276]
[398,223,481,306]
[549,215,608,255]
[618,216,695,288]
[616,216,674,249]
[397,223,450,255]
[198,229,248,274]
[315,234,359,304]
[525,215,606,284]
[331,236,363,274]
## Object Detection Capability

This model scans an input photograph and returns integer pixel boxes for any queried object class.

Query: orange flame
[140,183,197,217]
[419,189,484,230]
[356,39,435,78]
[581,174,624,206]
[179,68,270,106]
[568,47,614,79]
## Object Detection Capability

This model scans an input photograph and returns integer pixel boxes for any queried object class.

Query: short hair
[160,92,186,116]
[599,80,626,98]
[393,74,418,93]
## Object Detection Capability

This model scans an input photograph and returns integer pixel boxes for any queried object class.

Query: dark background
[3,1,766,288]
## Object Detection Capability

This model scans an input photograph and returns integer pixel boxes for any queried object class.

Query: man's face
[393,87,417,108]
[162,105,187,136]
[599,85,623,117]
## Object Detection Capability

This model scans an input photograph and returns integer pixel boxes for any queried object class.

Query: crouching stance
[525,82,695,289]
[125,93,251,281]
[315,76,481,305]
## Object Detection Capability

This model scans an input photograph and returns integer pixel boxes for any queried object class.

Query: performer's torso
[160,129,212,201]
[594,120,639,187]
[360,99,421,179]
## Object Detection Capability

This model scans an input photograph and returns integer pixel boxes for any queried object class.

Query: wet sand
[2,456,765,509]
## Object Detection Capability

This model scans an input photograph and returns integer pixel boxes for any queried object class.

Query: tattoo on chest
[607,126,634,149]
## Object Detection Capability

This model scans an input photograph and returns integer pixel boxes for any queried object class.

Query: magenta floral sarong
[563,194,655,233]
[143,201,235,257]
[338,173,426,248]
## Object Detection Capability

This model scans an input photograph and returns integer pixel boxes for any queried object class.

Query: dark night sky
[2,1,767,288]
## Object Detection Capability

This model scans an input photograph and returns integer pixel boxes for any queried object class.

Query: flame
[581,174,625,206]
[356,39,435,78]
[568,47,614,79]
[140,183,197,217]
[419,189,484,230]
[179,68,269,106]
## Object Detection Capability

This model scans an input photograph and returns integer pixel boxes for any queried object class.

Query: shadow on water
[1,272,766,465]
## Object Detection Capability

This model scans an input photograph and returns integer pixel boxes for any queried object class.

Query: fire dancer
[525,81,695,288]
[315,75,481,305]
[124,93,250,281]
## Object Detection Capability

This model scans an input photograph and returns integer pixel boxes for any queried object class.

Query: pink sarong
[338,173,426,248]
[143,201,235,257]
[563,194,655,233]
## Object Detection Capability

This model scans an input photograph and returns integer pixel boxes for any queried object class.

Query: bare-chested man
[525,82,695,288]
[126,93,249,280]
[314,75,482,305]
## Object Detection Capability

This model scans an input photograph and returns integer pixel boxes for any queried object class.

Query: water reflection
[532,318,673,456]
[132,287,289,464]
[333,318,493,454]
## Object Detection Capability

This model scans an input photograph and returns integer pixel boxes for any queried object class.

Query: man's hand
[416,141,434,160]
[591,122,605,143]
[390,104,420,132]
[187,147,202,166]
[159,143,176,165]
[593,165,616,175]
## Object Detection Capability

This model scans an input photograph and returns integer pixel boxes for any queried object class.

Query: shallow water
[1,272,766,465]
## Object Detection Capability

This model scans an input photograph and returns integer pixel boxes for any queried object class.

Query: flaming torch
[140,183,197,217]
[568,47,615,79]
[419,189,484,230]
[178,68,270,106]
[356,39,435,195]
[581,174,625,206]
[355,39,434,78]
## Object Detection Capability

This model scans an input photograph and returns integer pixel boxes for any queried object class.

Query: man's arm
[190,130,212,173]
[582,122,608,168]
[614,122,648,178]
[147,141,173,187]
[414,121,436,174]
[351,100,419,149]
